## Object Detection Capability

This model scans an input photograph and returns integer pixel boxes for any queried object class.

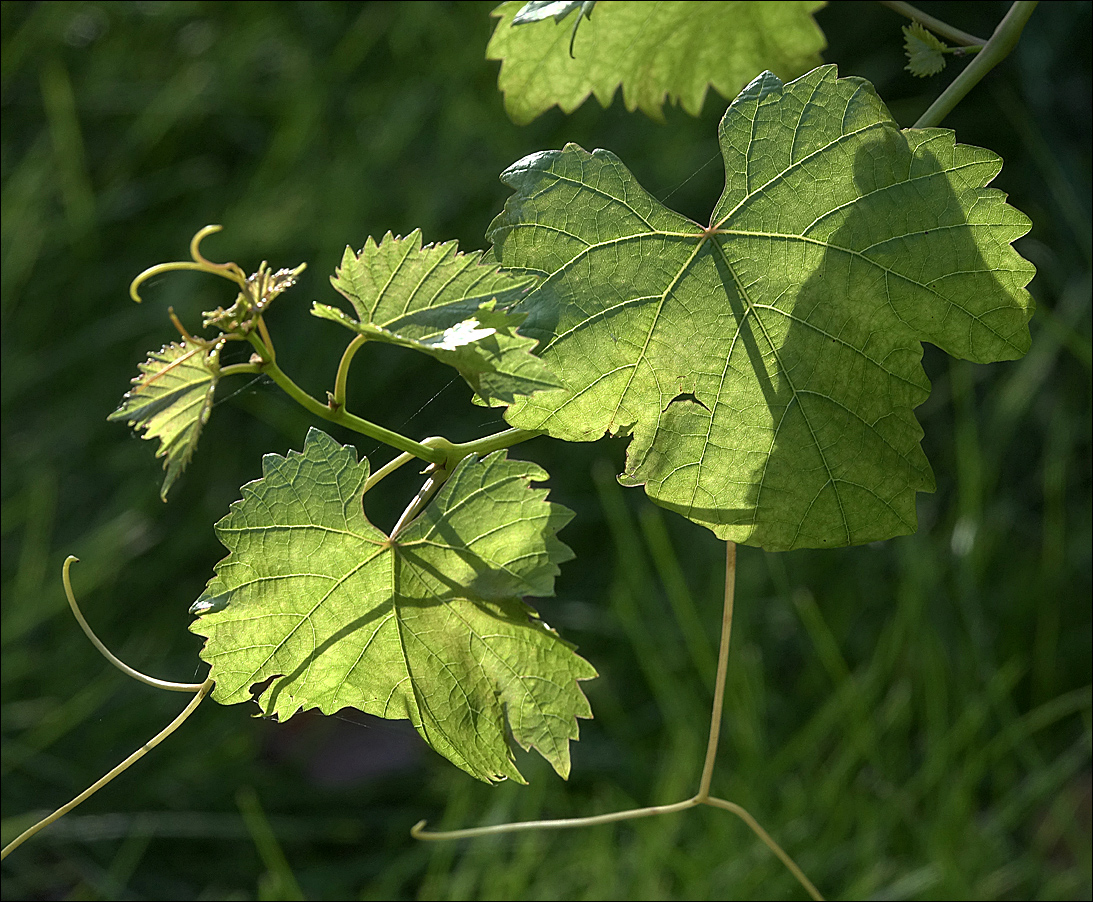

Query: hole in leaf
[664,391,710,412]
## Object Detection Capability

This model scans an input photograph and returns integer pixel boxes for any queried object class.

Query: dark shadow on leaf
[736,131,1027,549]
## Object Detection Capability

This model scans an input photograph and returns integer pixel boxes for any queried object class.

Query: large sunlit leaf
[190,428,594,783]
[314,230,559,406]
[489,66,1035,551]
[487,0,827,123]
[108,340,220,500]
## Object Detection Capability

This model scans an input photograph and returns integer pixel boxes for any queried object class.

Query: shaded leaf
[191,428,594,784]
[488,0,827,123]
[108,340,220,500]
[315,230,559,406]
[489,66,1034,551]
[903,22,948,78]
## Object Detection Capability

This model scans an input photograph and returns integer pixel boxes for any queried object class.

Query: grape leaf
[511,1,597,59]
[314,230,559,406]
[489,66,1035,551]
[108,340,220,500]
[487,0,827,123]
[903,22,949,78]
[190,428,594,784]
[512,1,593,26]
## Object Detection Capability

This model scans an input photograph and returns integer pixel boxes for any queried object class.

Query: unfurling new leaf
[489,66,1034,551]
[314,230,559,406]
[108,340,221,499]
[190,428,595,784]
[903,22,949,77]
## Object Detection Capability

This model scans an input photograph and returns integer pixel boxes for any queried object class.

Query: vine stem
[913,1,1038,129]
[129,225,247,303]
[413,541,824,901]
[246,325,543,474]
[412,798,700,840]
[1,558,213,859]
[697,541,735,800]
[243,331,447,465]
[705,796,824,901]
[63,556,205,692]
[0,677,214,860]
[879,1,986,46]
[129,261,245,303]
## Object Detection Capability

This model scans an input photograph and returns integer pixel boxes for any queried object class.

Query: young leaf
[903,22,949,78]
[190,428,594,784]
[487,0,827,123]
[315,230,559,406]
[108,340,220,500]
[489,66,1035,551]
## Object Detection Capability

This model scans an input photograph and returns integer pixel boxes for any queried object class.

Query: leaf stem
[363,451,418,493]
[697,541,736,800]
[332,334,369,409]
[62,556,206,692]
[913,1,1038,128]
[390,466,448,538]
[879,1,987,46]
[0,677,214,860]
[449,427,542,458]
[219,362,265,378]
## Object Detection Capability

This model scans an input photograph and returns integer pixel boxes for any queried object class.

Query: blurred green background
[2,1,1089,898]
